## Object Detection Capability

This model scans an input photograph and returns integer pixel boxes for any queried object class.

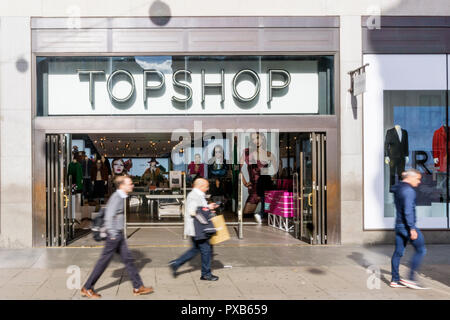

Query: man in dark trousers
[81,175,153,298]
[390,169,428,290]
[168,178,219,281]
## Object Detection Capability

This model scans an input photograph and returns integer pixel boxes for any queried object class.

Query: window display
[383,91,447,220]
[364,54,449,229]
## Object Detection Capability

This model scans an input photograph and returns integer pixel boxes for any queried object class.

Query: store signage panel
[47,58,319,115]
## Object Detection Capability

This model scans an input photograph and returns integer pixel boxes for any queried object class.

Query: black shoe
[168,260,178,278]
[200,275,219,281]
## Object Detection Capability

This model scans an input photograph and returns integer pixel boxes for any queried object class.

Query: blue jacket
[391,181,417,230]
[193,207,216,241]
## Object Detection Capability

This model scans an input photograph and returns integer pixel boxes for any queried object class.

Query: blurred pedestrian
[390,169,428,289]
[168,178,219,281]
[81,175,154,298]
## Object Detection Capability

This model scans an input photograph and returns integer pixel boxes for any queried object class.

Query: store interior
[65,132,310,246]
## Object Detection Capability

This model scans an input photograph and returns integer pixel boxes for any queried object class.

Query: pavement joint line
[226,273,245,298]
[190,272,201,296]
[31,276,50,298]
[116,270,124,296]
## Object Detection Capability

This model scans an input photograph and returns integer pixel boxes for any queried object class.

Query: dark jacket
[384,127,409,159]
[391,182,417,230]
[193,207,216,241]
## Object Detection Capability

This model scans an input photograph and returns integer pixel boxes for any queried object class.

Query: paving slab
[0,244,448,300]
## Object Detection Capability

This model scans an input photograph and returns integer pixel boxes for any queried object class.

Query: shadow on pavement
[94,249,152,292]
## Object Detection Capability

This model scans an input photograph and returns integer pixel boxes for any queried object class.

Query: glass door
[298,132,327,244]
[46,134,73,246]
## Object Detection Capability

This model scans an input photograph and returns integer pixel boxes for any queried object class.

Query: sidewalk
[0,244,449,300]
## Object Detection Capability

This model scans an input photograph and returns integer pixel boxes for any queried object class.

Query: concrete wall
[0,17,33,248]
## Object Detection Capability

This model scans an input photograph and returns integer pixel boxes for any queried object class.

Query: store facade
[0,8,449,248]
[30,17,340,247]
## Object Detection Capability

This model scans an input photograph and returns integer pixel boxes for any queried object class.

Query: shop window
[383,90,448,220]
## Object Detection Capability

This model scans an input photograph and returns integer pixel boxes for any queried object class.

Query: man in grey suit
[81,175,153,298]
[169,178,219,281]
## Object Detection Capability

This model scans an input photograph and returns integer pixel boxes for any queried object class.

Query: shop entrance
[44,131,327,247]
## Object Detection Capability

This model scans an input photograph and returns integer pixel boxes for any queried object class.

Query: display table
[128,192,185,220]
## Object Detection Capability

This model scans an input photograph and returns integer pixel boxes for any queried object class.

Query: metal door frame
[297,132,327,244]
[45,133,72,247]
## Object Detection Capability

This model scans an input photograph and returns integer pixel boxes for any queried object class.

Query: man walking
[390,169,428,289]
[169,178,219,281]
[81,175,153,298]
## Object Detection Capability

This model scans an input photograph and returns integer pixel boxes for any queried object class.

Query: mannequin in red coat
[432,125,448,172]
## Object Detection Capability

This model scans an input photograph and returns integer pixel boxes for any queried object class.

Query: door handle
[307,193,313,207]
[64,195,69,208]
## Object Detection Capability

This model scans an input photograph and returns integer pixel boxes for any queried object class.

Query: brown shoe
[133,285,154,296]
[81,287,101,299]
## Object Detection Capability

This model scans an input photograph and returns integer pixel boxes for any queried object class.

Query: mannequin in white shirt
[385,125,409,165]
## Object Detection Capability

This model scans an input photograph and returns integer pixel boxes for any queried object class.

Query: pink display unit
[265,190,296,232]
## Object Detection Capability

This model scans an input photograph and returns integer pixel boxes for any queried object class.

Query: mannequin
[384,125,409,189]
[101,155,112,196]
[188,153,205,179]
[90,158,108,203]
[143,158,164,187]
[81,151,92,202]
[101,155,112,177]
[68,156,83,193]
[432,124,448,172]
[208,145,229,178]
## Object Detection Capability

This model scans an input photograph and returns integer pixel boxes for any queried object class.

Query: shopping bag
[209,214,230,245]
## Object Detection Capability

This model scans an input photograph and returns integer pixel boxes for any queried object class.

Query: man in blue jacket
[390,169,428,289]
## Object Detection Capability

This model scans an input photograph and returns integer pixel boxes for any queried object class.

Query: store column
[339,15,364,244]
[0,17,33,248]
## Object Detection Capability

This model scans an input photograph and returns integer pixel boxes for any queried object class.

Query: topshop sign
[78,68,291,104]
[46,59,319,115]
